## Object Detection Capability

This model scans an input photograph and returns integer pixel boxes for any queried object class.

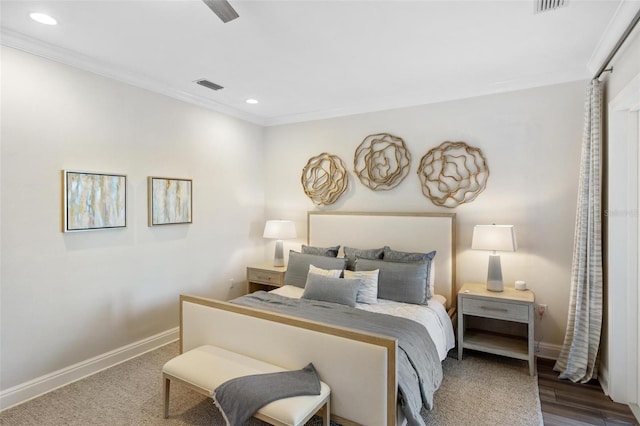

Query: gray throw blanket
[232,291,442,426]
[212,363,321,426]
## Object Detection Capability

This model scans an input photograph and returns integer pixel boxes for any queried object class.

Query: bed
[180,211,456,425]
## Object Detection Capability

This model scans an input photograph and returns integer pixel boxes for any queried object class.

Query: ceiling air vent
[535,0,568,13]
[195,79,224,91]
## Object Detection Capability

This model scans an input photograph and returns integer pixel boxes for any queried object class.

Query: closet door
[636,110,640,414]
[607,73,639,411]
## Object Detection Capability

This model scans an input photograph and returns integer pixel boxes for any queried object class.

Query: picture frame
[148,177,193,226]
[62,170,127,232]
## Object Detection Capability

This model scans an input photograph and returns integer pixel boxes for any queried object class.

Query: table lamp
[263,220,297,267]
[472,224,517,292]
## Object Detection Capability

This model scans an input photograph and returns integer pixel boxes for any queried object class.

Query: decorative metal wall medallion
[417,141,489,208]
[301,152,348,206]
[354,133,411,191]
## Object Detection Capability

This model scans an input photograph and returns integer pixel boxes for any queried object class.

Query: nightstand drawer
[247,269,284,286]
[462,298,529,322]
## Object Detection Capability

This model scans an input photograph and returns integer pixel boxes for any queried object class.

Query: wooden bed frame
[180,212,456,425]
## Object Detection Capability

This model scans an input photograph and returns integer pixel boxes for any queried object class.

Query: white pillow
[344,269,379,304]
[308,264,342,278]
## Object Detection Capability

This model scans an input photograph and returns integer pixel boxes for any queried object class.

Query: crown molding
[263,69,589,126]
[0,28,266,126]
[587,0,640,77]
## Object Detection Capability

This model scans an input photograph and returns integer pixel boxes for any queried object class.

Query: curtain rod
[594,8,640,80]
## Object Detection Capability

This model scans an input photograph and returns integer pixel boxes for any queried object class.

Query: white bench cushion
[163,345,330,425]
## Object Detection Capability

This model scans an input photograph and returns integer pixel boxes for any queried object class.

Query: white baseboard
[0,327,179,411]
[536,341,562,360]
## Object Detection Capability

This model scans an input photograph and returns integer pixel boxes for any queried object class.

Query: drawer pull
[256,275,272,281]
[480,306,508,313]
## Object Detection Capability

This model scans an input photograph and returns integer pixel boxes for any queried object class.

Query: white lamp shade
[263,220,297,240]
[472,225,517,252]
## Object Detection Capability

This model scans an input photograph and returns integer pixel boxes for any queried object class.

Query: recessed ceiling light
[246,99,259,104]
[30,12,57,25]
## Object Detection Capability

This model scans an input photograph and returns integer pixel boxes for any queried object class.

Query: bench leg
[163,375,171,419]
[320,397,330,426]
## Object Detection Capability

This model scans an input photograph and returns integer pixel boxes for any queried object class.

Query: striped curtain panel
[554,80,603,383]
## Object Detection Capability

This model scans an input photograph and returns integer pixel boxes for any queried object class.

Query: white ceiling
[1,0,639,126]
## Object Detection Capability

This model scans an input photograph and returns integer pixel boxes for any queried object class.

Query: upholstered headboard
[307,211,457,309]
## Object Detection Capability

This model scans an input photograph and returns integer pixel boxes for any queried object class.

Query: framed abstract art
[62,170,127,232]
[148,177,192,226]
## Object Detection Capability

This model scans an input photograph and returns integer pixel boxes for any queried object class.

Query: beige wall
[263,81,587,351]
[0,46,266,390]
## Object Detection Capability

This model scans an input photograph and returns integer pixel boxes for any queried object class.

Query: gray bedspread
[231,291,442,426]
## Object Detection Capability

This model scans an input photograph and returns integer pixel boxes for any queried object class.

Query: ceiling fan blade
[202,0,239,23]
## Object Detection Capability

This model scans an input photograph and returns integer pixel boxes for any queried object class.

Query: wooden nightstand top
[459,282,534,304]
[246,262,287,273]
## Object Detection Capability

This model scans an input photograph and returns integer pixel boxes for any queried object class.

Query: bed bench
[162,345,331,426]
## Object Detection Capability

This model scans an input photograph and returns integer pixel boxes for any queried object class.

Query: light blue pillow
[284,251,347,288]
[383,247,436,299]
[355,258,429,305]
[301,274,361,307]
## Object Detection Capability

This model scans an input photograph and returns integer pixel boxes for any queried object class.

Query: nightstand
[246,263,286,293]
[457,282,535,375]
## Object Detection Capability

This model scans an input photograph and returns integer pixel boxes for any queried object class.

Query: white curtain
[554,80,603,383]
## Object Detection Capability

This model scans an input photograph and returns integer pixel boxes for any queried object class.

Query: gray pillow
[301,274,361,307]
[284,251,347,288]
[383,246,436,263]
[301,244,340,257]
[383,246,436,299]
[344,246,384,271]
[355,258,429,305]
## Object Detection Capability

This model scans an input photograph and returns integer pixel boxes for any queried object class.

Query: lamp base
[273,240,284,267]
[486,254,504,292]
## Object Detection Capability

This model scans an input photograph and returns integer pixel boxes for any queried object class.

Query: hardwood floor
[538,358,639,425]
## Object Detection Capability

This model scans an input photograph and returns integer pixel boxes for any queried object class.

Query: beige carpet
[0,341,542,426]
[427,352,543,426]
